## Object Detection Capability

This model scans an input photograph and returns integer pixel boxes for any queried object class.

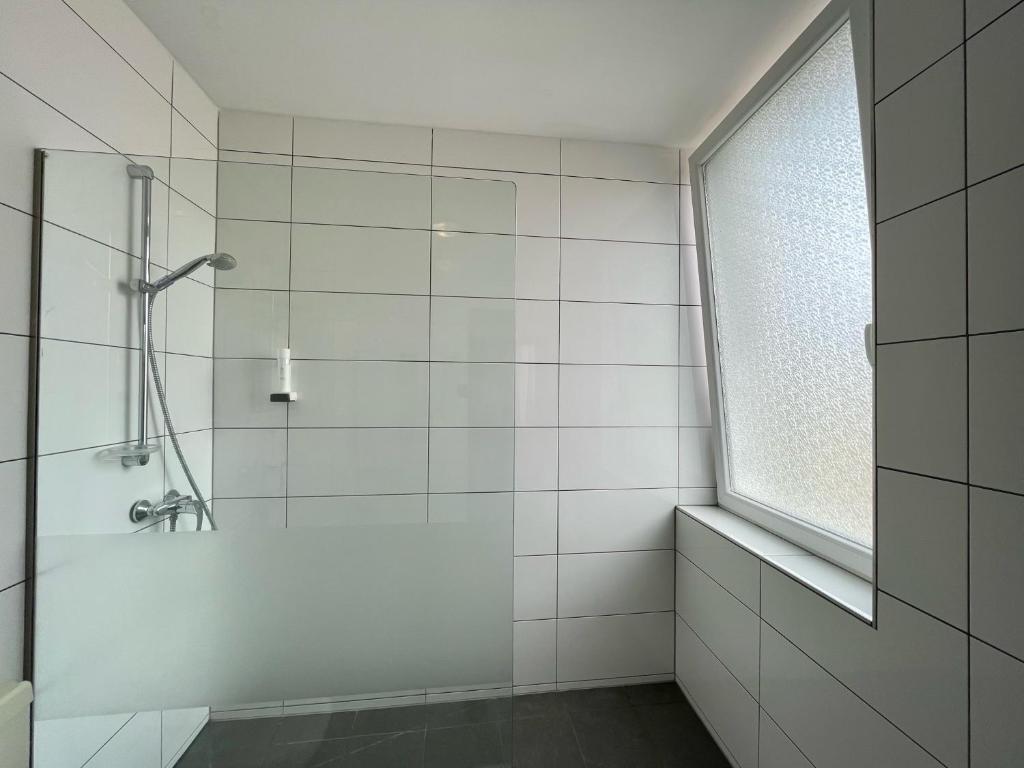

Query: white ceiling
[127,0,825,148]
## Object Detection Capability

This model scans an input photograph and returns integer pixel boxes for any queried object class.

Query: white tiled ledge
[676,505,874,623]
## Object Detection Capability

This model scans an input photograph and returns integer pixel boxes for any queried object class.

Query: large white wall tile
[514,237,559,300]
[171,112,216,162]
[432,167,559,238]
[561,140,678,184]
[558,551,674,617]
[873,0,962,99]
[560,240,678,305]
[676,553,759,696]
[559,488,676,553]
[291,224,429,295]
[431,232,515,298]
[169,192,216,280]
[164,354,213,433]
[428,427,514,493]
[39,224,147,348]
[560,302,677,365]
[215,220,291,290]
[678,428,714,487]
[966,4,1024,182]
[678,367,711,427]
[430,363,514,427]
[514,492,557,556]
[968,165,1024,334]
[293,167,430,229]
[0,207,32,336]
[675,510,764,612]
[36,338,149,456]
[679,306,706,366]
[679,245,700,306]
[514,364,558,426]
[164,279,213,357]
[0,0,170,156]
[171,64,217,146]
[514,300,559,363]
[293,117,431,164]
[759,711,813,768]
[968,331,1024,494]
[559,364,676,426]
[430,297,514,362]
[967,0,1019,34]
[217,162,292,221]
[0,584,23,681]
[219,110,293,154]
[213,359,286,428]
[760,623,943,768]
[513,620,556,685]
[514,555,557,620]
[212,428,287,498]
[970,487,1024,659]
[876,338,967,481]
[287,428,427,496]
[290,292,428,361]
[561,177,678,243]
[877,468,967,628]
[971,639,1024,768]
[290,360,428,428]
[213,288,289,358]
[875,49,964,220]
[559,612,673,681]
[559,427,677,490]
[876,192,966,343]
[0,76,106,215]
[432,176,516,235]
[675,617,758,768]
[761,567,968,768]
[514,428,558,491]
[212,498,287,530]
[433,129,559,174]
[42,151,168,266]
[0,460,26,591]
[64,0,173,98]
[288,494,426,527]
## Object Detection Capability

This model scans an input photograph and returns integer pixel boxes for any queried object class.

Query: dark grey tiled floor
[175,683,732,768]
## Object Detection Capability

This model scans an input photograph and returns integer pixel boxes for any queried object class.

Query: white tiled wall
[213,110,712,701]
[675,2,1024,766]
[0,0,218,765]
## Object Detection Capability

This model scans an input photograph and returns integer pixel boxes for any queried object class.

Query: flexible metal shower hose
[147,294,218,531]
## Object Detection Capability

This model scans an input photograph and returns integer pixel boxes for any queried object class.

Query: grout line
[873,43,963,106]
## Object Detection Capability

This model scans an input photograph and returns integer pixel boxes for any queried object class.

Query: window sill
[676,504,874,624]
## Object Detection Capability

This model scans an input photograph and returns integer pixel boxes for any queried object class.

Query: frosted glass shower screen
[30,150,515,720]
[701,22,873,549]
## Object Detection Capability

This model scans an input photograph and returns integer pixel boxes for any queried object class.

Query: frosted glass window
[702,22,872,547]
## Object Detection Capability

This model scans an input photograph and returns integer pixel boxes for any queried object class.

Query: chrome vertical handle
[124,163,155,467]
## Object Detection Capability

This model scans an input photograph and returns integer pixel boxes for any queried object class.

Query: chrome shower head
[146,252,236,293]
[208,252,237,271]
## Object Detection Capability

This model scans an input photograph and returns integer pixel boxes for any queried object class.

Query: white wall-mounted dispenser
[271,347,297,402]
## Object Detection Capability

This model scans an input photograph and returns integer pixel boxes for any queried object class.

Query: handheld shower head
[145,252,236,293]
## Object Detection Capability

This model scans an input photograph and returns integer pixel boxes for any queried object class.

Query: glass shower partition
[30,149,516,763]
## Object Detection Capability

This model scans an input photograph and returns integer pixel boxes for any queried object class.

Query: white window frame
[688,0,875,580]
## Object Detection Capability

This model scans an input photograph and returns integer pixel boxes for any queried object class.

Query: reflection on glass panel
[703,23,873,546]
